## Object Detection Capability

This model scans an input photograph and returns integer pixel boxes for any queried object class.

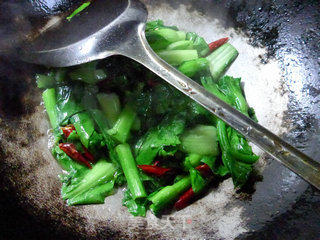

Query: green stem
[97,93,121,126]
[71,111,96,148]
[42,88,58,129]
[149,176,191,215]
[216,120,230,152]
[206,43,238,80]
[107,105,136,143]
[115,144,147,200]
[156,50,198,66]
[63,159,116,199]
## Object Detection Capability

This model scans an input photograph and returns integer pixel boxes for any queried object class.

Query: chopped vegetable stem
[116,144,147,200]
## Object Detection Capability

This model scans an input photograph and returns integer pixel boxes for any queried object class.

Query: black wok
[0,0,319,239]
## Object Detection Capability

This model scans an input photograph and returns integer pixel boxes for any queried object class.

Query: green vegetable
[218,76,249,115]
[42,88,58,130]
[147,27,186,50]
[206,43,239,80]
[149,176,191,215]
[69,62,107,84]
[122,189,148,217]
[107,105,136,143]
[186,32,210,57]
[222,151,252,188]
[68,181,115,205]
[183,154,202,170]
[62,159,116,200]
[116,144,147,200]
[36,73,55,89]
[180,125,219,156]
[135,115,185,165]
[178,58,209,78]
[156,50,198,66]
[67,1,91,21]
[55,85,85,125]
[97,93,121,126]
[190,168,207,193]
[166,40,193,50]
[52,145,86,172]
[71,112,96,148]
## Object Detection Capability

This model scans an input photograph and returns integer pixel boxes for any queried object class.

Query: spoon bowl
[23,0,147,67]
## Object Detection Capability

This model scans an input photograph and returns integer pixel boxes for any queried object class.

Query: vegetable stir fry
[37,20,259,216]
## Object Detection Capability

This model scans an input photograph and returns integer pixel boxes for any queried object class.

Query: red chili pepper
[59,143,92,169]
[174,188,195,210]
[208,37,229,52]
[82,146,95,163]
[195,164,213,177]
[137,165,172,177]
[61,124,76,138]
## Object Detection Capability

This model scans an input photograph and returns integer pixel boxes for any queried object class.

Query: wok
[0,0,319,239]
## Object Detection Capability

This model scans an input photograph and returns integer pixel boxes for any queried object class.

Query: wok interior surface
[0,0,319,239]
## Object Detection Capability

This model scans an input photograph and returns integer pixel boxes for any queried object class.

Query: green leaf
[135,115,185,165]
[62,159,116,200]
[189,168,206,194]
[122,189,148,217]
[222,151,252,188]
[180,125,219,156]
[68,181,115,205]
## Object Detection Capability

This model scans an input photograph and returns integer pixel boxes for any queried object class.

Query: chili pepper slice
[61,124,76,138]
[82,146,95,163]
[59,143,92,169]
[208,37,229,52]
[137,165,172,177]
[195,164,213,177]
[174,188,195,210]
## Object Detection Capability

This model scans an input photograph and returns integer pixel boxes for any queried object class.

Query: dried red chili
[137,165,172,177]
[208,37,229,51]
[59,143,92,169]
[174,188,195,210]
[82,146,95,163]
[195,164,213,177]
[61,124,76,138]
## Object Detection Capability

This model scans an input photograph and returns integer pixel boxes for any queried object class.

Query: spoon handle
[119,23,320,189]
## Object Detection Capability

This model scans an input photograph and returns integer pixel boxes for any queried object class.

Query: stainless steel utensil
[22,0,320,189]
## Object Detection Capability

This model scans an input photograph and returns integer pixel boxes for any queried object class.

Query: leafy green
[122,189,148,217]
[180,125,219,156]
[135,114,186,165]
[218,76,249,115]
[68,181,115,205]
[189,168,206,193]
[62,159,116,200]
[55,85,85,125]
[36,73,56,89]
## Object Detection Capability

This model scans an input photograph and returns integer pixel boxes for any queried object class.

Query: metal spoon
[22,0,320,189]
